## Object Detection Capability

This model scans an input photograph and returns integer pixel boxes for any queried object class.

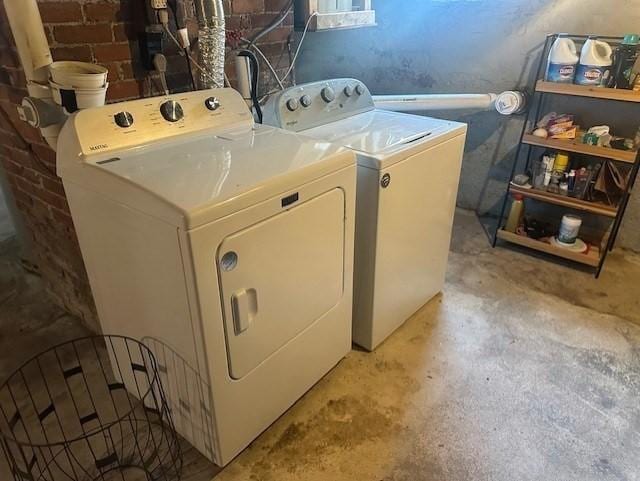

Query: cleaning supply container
[546,35,579,83]
[558,215,583,245]
[575,36,613,86]
[553,151,570,173]
[610,34,640,89]
[505,194,525,233]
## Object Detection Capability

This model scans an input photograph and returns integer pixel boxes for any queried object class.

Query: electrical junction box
[294,0,376,31]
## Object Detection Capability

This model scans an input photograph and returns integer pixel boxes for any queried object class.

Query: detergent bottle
[546,35,579,83]
[610,34,640,89]
[575,36,613,86]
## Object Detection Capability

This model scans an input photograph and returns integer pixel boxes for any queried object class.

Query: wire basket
[0,336,182,481]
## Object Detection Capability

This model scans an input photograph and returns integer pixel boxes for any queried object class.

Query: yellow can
[553,152,570,172]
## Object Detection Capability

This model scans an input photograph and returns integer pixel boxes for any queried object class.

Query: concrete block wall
[0,0,293,330]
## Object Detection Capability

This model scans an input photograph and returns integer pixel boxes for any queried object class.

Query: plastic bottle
[575,36,613,86]
[610,34,640,89]
[558,215,582,245]
[546,35,579,83]
[505,194,525,233]
[553,151,570,173]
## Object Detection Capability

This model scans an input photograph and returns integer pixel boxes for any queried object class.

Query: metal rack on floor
[493,33,640,278]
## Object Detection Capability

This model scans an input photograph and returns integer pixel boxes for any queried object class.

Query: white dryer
[57,88,357,466]
[264,79,467,351]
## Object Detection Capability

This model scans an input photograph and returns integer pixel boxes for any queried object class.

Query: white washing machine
[57,88,357,466]
[264,79,467,351]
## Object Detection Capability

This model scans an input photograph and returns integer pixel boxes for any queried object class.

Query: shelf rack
[493,34,640,278]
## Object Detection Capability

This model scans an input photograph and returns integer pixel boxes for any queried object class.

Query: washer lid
[302,110,466,165]
[85,125,353,228]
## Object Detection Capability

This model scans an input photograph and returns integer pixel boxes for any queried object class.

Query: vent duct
[194,0,226,89]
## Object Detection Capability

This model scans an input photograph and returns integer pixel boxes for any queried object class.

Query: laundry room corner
[296,0,640,252]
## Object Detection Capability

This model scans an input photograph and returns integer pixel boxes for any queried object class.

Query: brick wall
[0,0,293,331]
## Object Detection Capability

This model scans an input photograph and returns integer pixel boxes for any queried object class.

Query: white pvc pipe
[234,55,252,104]
[373,93,498,113]
[5,0,62,150]
[4,0,53,98]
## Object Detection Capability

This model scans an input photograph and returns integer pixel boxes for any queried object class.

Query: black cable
[167,0,197,91]
[237,50,263,123]
[184,48,196,91]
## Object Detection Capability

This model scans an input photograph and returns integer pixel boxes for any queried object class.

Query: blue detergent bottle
[546,34,579,83]
[575,36,613,86]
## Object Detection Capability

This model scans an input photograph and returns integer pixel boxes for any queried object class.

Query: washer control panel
[263,78,375,132]
[74,89,253,156]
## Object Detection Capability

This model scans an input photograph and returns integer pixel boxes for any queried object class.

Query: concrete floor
[1,209,640,481]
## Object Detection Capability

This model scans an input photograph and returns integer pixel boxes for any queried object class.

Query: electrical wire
[184,48,197,90]
[248,0,294,45]
[238,10,317,92]
[167,1,197,91]
[240,39,285,90]
[281,12,316,83]
[163,25,222,87]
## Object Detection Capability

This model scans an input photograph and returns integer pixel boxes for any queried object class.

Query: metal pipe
[193,0,226,88]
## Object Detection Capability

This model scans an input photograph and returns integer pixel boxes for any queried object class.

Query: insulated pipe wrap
[194,0,226,88]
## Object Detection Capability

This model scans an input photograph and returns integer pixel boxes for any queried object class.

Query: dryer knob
[321,86,336,103]
[160,100,184,122]
[114,111,134,128]
[286,98,299,111]
[300,95,312,108]
[344,85,354,97]
[355,84,365,96]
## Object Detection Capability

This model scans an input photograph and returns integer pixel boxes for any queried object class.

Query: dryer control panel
[262,78,375,132]
[73,88,254,156]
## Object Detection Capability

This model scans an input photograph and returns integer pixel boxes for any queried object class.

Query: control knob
[160,100,184,122]
[205,97,221,111]
[300,94,312,108]
[114,111,134,128]
[321,86,336,103]
[355,84,365,96]
[286,98,299,111]
[344,85,354,97]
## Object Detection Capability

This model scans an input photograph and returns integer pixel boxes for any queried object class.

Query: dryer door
[218,188,345,380]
